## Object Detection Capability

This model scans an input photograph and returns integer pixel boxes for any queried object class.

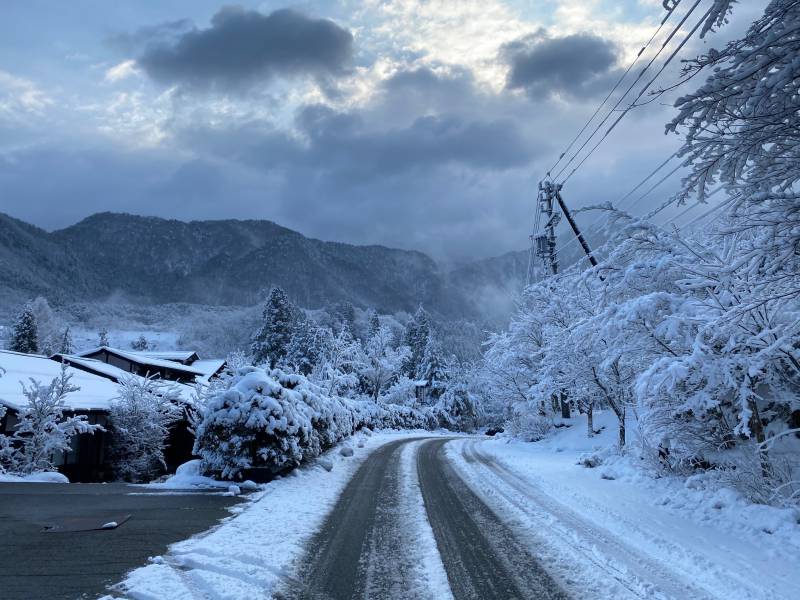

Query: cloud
[502,31,621,99]
[104,59,141,83]
[136,7,354,92]
[0,71,53,127]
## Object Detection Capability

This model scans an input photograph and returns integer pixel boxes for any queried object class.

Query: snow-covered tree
[417,336,449,403]
[59,327,73,355]
[360,325,411,402]
[8,304,38,354]
[131,334,150,351]
[29,297,63,356]
[251,287,296,367]
[6,363,103,474]
[403,306,431,377]
[367,309,381,337]
[108,376,181,482]
[670,0,800,203]
[98,327,110,347]
[193,367,313,479]
[283,317,327,376]
[435,362,482,431]
[312,325,361,397]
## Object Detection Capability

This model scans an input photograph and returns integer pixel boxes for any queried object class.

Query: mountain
[1,212,473,317]
[1,211,602,322]
[0,213,101,308]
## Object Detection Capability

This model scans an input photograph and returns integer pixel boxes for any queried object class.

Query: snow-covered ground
[103,430,437,600]
[102,413,799,600]
[447,411,800,600]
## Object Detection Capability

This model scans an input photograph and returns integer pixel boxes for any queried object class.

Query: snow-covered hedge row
[193,366,442,480]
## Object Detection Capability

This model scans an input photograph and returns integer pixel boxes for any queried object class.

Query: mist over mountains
[0,211,546,321]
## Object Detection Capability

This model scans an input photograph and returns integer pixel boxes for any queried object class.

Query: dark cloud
[178,103,536,185]
[137,7,353,90]
[503,31,621,99]
[107,19,194,55]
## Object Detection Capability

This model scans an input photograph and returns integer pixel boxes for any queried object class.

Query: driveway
[0,482,243,599]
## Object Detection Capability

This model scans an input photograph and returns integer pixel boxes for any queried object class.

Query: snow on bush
[108,376,181,482]
[193,366,442,480]
[0,363,103,475]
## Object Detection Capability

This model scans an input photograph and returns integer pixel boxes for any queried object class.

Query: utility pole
[554,185,599,268]
[534,181,561,276]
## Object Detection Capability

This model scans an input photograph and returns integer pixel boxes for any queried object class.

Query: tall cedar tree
[9,305,38,354]
[403,306,431,378]
[251,287,296,368]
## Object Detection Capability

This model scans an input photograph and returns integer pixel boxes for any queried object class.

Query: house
[74,346,208,384]
[0,350,117,482]
[0,347,229,482]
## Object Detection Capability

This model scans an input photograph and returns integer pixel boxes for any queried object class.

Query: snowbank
[143,460,257,492]
[0,471,69,483]
[448,411,800,600]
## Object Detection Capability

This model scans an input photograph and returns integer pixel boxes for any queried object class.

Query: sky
[0,1,762,263]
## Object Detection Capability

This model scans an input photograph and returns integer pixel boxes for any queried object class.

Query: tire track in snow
[454,439,755,600]
[417,438,568,600]
[275,437,448,600]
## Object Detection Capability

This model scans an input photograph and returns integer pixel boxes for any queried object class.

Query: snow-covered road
[111,423,800,600]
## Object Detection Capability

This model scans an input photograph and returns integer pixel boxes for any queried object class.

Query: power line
[551,0,704,183]
[559,1,714,185]
[543,1,682,179]
[616,153,679,211]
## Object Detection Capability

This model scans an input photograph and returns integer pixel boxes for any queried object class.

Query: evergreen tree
[284,318,327,376]
[131,335,149,351]
[331,302,356,333]
[59,327,73,355]
[9,305,38,354]
[403,306,431,377]
[418,337,449,402]
[367,309,381,336]
[98,327,110,347]
[251,287,297,367]
[30,297,62,356]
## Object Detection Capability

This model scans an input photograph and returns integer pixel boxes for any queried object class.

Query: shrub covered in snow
[193,365,442,480]
[0,363,103,474]
[108,376,181,482]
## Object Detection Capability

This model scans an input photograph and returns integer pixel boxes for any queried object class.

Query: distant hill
[1,211,604,321]
[0,213,101,308]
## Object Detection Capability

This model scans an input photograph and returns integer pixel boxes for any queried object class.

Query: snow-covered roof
[76,346,206,377]
[132,350,200,364]
[0,350,119,412]
[192,359,227,382]
[53,354,197,403]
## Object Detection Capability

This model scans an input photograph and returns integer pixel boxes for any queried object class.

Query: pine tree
[9,304,38,354]
[59,327,73,355]
[251,287,297,368]
[98,327,110,347]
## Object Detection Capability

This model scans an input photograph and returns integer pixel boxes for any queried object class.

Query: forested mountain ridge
[0,211,529,318]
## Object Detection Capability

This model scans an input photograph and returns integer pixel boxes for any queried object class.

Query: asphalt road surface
[0,482,243,599]
[278,437,567,600]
